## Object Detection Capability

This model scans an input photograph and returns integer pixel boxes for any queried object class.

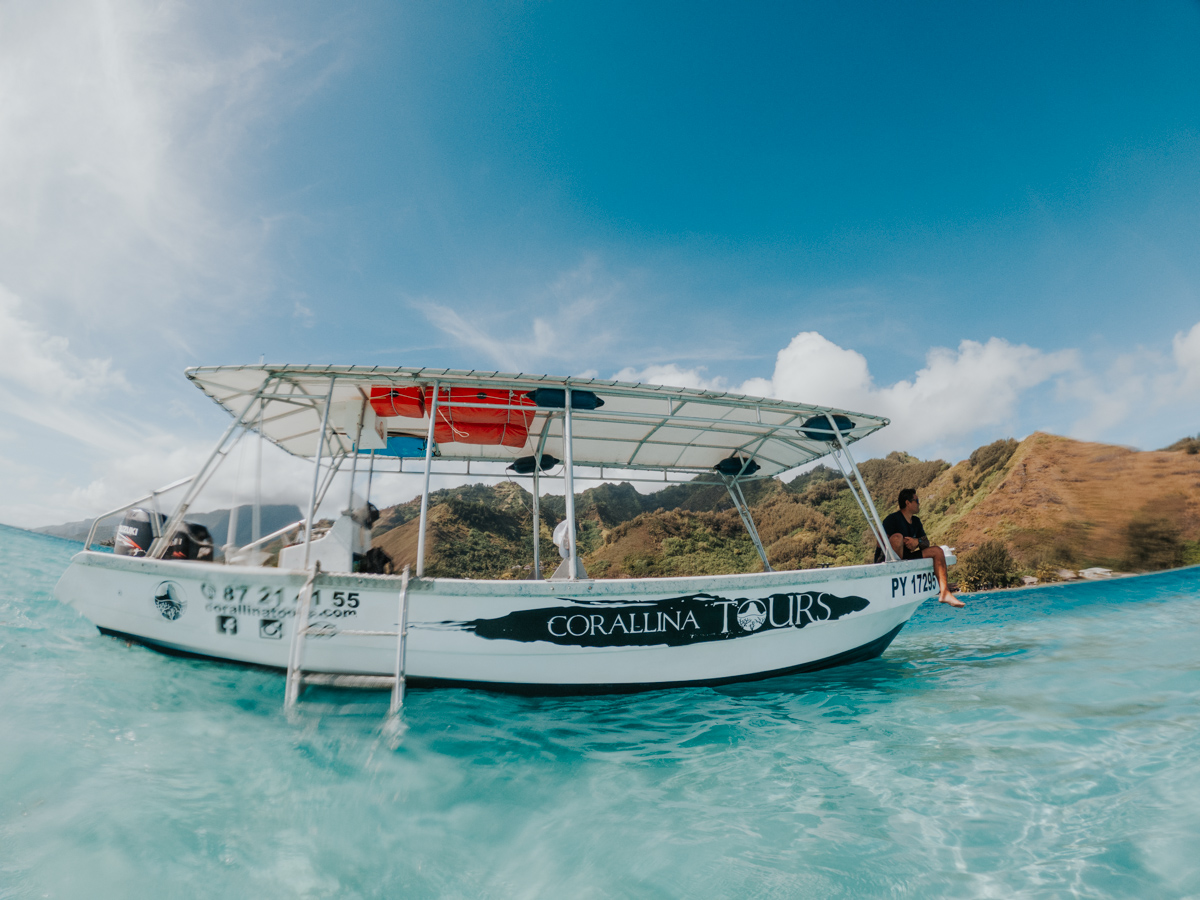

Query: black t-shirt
[875,511,928,562]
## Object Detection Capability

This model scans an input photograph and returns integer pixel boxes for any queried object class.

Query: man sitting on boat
[878,488,964,608]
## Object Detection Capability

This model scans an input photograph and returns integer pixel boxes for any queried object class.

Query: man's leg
[922,546,964,608]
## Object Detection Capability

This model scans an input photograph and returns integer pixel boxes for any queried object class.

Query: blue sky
[2,1,1199,525]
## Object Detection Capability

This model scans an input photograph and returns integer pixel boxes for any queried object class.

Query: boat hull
[54,552,939,692]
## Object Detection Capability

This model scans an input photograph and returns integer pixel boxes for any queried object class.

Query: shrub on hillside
[1162,434,1200,454]
[1123,515,1184,571]
[1034,562,1062,583]
[802,480,843,505]
[858,452,948,511]
[969,438,1019,473]
[956,541,1019,591]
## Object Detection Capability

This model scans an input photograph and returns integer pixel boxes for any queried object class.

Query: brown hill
[367,432,1200,581]
[922,432,1200,570]
[368,449,951,578]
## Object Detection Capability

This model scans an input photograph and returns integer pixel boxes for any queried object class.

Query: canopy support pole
[825,413,897,562]
[346,397,366,510]
[531,461,541,580]
[312,451,347,514]
[416,380,440,577]
[529,414,556,581]
[224,456,242,560]
[563,388,579,581]
[828,449,884,554]
[151,383,267,558]
[721,475,772,572]
[252,403,263,544]
[302,378,337,569]
[365,450,376,505]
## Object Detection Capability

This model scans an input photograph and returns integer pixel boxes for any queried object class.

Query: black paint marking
[94,621,907,695]
[153,580,186,621]
[458,591,870,648]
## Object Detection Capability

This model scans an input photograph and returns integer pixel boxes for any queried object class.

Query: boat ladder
[284,564,411,715]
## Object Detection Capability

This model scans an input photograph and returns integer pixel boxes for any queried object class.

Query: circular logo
[736,599,766,632]
[153,581,186,621]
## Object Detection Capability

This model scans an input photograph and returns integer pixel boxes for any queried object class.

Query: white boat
[54,365,948,699]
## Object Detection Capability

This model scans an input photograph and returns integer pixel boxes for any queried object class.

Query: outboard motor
[114,508,166,557]
[165,522,215,562]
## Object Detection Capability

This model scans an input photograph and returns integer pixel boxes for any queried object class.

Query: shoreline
[956,561,1200,597]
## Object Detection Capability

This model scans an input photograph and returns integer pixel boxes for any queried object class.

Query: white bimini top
[186,364,888,479]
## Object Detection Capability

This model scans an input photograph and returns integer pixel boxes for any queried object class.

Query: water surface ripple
[2,525,1198,898]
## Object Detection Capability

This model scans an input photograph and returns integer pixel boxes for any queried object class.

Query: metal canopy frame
[125,365,902,576]
[719,473,773,572]
[184,364,888,479]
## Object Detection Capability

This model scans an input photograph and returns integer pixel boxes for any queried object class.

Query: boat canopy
[185,365,888,479]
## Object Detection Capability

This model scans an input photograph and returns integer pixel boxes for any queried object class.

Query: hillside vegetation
[369,432,1200,582]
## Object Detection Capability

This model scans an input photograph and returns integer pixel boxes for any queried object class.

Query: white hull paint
[55,552,938,692]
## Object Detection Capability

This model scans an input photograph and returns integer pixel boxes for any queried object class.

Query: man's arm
[882,513,915,558]
[914,516,930,550]
[887,521,920,555]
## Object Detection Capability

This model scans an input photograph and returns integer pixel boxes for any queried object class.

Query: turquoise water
[2,524,1199,899]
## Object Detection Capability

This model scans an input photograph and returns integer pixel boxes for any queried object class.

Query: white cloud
[0,1,345,527]
[294,301,316,327]
[873,338,1077,451]
[419,299,609,373]
[610,363,728,392]
[1173,321,1200,392]
[1,2,228,319]
[0,285,129,401]
[417,303,529,371]
[0,0,340,341]
[0,286,146,469]
[615,331,1077,459]
[753,332,875,409]
[1063,319,1200,444]
[1060,352,1154,441]
[61,435,319,521]
[0,286,197,523]
[752,332,1078,456]
[417,258,622,371]
[0,286,321,525]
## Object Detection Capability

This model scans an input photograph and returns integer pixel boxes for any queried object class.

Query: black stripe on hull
[409,622,908,695]
[97,621,907,696]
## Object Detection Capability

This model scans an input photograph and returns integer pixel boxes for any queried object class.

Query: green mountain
[370,450,950,579]
[371,432,1200,583]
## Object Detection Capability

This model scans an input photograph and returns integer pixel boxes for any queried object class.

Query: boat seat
[278,513,370,573]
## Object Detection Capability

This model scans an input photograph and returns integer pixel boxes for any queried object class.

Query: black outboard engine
[114,508,166,556]
[165,522,215,562]
[113,509,214,561]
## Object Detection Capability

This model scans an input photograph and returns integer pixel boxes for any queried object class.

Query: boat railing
[84,476,196,550]
[235,518,308,555]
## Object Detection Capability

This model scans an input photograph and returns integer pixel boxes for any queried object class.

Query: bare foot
[939,592,965,608]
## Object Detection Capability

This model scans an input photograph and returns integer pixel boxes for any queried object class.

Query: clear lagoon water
[2,523,1199,899]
